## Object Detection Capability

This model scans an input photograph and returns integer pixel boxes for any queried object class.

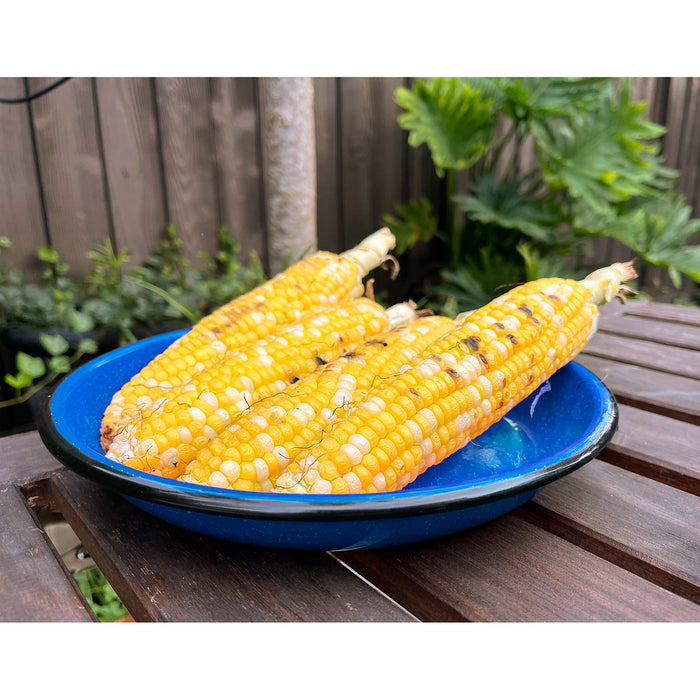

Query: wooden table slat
[526,459,700,602]
[577,353,700,425]
[0,430,63,486]
[585,330,700,380]
[604,403,700,495]
[596,313,700,352]
[50,470,414,622]
[337,515,700,622]
[0,485,95,622]
[612,300,700,327]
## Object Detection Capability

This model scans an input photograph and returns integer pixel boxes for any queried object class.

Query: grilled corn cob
[190,261,634,495]
[179,314,458,491]
[106,298,416,478]
[100,227,396,450]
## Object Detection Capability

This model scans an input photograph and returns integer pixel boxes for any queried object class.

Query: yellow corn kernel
[100,228,397,448]
[268,263,636,494]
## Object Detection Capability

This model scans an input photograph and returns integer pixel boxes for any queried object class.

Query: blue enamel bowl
[38,330,618,551]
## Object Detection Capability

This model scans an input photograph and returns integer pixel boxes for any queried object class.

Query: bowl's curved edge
[36,365,619,524]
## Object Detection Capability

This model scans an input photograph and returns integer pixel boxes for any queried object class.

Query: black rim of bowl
[37,375,619,523]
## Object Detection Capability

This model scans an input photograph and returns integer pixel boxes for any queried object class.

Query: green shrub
[386,77,700,312]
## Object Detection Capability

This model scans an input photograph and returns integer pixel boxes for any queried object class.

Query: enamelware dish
[39,330,618,550]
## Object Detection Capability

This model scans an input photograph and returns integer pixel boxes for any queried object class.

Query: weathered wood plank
[338,514,700,622]
[154,77,218,264]
[596,312,700,351]
[50,469,414,622]
[370,77,406,226]
[0,77,47,281]
[525,459,700,603]
[613,300,700,327]
[577,353,700,425]
[314,77,342,252]
[604,403,700,495]
[633,77,668,126]
[27,77,111,275]
[665,77,700,214]
[95,77,167,263]
[340,77,375,247]
[585,330,700,380]
[210,77,266,264]
[0,429,63,486]
[0,484,95,622]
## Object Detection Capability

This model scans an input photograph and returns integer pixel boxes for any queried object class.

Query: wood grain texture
[95,77,167,262]
[154,77,218,263]
[585,330,700,380]
[578,353,700,425]
[0,77,47,281]
[616,299,700,327]
[210,77,266,264]
[665,77,700,212]
[526,459,700,603]
[50,469,414,622]
[604,403,700,495]
[314,77,342,252]
[0,430,62,486]
[338,514,700,622]
[28,77,111,275]
[0,484,95,621]
[596,310,700,351]
[340,77,375,246]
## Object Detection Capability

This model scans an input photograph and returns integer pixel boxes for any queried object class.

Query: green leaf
[37,245,60,264]
[78,338,98,355]
[16,352,46,379]
[453,173,556,242]
[534,81,675,214]
[40,333,70,356]
[4,371,34,390]
[48,355,71,374]
[396,78,497,173]
[67,308,94,333]
[381,197,440,254]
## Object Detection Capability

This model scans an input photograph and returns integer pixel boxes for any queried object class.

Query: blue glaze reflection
[406,416,535,490]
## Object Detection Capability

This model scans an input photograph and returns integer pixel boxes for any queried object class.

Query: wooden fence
[1,77,698,295]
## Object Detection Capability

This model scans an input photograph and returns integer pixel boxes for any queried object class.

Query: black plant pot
[0,326,121,436]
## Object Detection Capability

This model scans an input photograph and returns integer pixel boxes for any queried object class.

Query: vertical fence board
[0,78,47,280]
[210,77,266,264]
[0,76,697,299]
[672,78,700,214]
[154,78,218,263]
[314,77,342,252]
[633,77,668,125]
[95,77,167,262]
[340,78,375,247]
[370,77,406,225]
[27,77,111,276]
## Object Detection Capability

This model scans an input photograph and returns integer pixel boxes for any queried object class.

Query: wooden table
[1,300,699,622]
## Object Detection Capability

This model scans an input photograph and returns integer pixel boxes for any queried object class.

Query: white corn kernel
[340,443,363,466]
[348,433,371,455]
[208,471,229,488]
[220,460,241,481]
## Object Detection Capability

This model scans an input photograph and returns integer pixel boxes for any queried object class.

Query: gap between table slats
[48,469,415,623]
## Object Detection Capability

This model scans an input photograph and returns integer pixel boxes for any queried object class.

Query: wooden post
[260,77,317,275]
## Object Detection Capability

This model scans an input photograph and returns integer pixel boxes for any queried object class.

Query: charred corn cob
[189,262,634,495]
[179,314,458,491]
[100,228,396,450]
[106,298,416,478]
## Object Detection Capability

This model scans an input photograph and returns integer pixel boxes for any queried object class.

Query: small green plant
[387,77,700,312]
[74,566,130,622]
[0,225,266,414]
